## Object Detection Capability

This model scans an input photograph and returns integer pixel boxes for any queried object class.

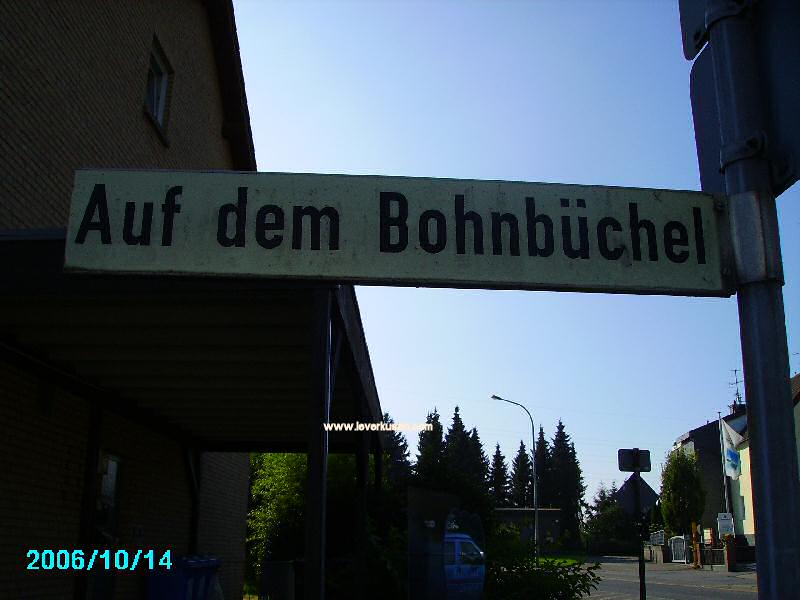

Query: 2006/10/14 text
[26,549,172,571]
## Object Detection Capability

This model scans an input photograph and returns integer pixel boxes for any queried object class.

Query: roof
[0,231,382,452]
[204,0,256,171]
[792,373,800,405]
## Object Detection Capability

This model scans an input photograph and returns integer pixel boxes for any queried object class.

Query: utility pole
[708,6,800,598]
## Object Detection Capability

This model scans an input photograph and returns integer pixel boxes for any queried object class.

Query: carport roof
[0,230,383,452]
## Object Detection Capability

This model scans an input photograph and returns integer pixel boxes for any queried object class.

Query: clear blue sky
[234,0,800,500]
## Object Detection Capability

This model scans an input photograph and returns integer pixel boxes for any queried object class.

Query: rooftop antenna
[729,369,743,413]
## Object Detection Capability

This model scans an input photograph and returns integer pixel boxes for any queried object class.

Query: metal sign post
[681,2,800,597]
[619,448,650,600]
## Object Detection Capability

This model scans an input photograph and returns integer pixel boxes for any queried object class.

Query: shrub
[485,557,601,600]
[484,524,601,600]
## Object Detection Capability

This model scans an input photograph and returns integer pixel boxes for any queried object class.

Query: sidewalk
[589,556,758,599]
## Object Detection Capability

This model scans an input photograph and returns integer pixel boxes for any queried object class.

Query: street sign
[683,0,800,196]
[65,170,733,297]
[618,448,651,473]
[616,474,658,516]
[689,48,725,195]
[717,512,734,537]
[677,0,708,60]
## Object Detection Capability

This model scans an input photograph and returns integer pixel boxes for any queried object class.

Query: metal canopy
[0,230,382,453]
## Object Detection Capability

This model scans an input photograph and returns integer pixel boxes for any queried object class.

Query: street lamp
[491,394,539,565]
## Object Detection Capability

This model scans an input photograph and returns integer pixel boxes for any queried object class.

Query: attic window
[144,38,172,139]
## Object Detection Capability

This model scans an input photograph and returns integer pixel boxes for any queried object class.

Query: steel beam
[304,288,333,600]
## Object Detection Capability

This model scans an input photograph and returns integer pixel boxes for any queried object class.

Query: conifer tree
[510,441,533,507]
[415,408,445,487]
[382,412,411,485]
[468,427,490,488]
[550,420,586,547]
[489,443,510,507]
[534,425,553,507]
[443,406,471,477]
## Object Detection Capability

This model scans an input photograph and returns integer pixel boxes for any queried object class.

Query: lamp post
[491,394,539,565]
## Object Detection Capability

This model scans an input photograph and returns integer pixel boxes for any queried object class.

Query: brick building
[1,3,383,599]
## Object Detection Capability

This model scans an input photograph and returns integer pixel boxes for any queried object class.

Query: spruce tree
[415,408,445,487]
[382,412,411,485]
[534,425,553,507]
[467,427,490,488]
[443,406,471,477]
[489,443,510,507]
[510,441,532,507]
[551,420,586,547]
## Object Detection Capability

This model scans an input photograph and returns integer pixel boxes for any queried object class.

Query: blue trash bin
[147,555,220,600]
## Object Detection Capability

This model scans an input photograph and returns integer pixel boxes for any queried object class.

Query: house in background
[729,373,800,545]
[673,405,747,542]
[672,372,800,547]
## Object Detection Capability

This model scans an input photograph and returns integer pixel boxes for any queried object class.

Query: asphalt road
[589,557,757,600]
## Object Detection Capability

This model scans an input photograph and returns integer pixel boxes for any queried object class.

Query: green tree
[441,408,493,526]
[382,412,411,485]
[534,425,553,507]
[550,420,585,547]
[489,443,510,507]
[510,441,532,507]
[660,448,706,535]
[467,427,490,488]
[415,408,445,487]
[649,499,665,533]
[247,453,307,571]
[584,482,638,554]
[443,406,471,477]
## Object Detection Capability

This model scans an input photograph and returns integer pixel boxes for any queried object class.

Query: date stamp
[26,549,172,571]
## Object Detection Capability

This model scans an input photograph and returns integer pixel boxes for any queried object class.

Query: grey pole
[633,470,645,600]
[709,9,800,598]
[491,394,539,565]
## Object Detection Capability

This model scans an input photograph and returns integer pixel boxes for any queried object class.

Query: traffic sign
[683,0,800,196]
[616,474,658,516]
[65,170,733,297]
[618,448,651,473]
[689,48,725,195]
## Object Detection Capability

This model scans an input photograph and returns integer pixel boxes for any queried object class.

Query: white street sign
[66,170,732,297]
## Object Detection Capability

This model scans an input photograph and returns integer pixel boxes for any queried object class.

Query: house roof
[675,373,800,446]
[205,0,256,171]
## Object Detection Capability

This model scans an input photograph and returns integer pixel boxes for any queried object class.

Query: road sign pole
[634,471,646,600]
[709,9,800,598]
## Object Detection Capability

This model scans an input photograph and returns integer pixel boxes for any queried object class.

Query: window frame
[143,36,173,145]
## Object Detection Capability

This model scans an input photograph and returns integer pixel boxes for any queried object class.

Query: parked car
[444,532,485,599]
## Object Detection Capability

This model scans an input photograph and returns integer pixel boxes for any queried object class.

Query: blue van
[444,532,485,599]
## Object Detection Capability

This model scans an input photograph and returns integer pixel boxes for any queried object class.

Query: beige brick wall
[0,360,255,600]
[198,452,251,600]
[0,361,88,598]
[0,359,198,599]
[3,3,253,597]
[98,411,193,600]
[0,0,235,229]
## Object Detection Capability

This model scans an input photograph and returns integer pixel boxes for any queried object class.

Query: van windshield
[461,542,482,563]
